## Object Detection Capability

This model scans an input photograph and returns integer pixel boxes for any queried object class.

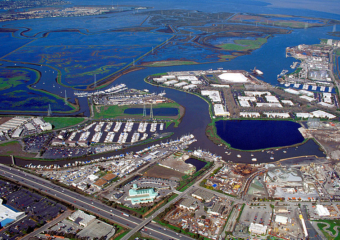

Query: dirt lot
[143,164,184,181]
[0,117,12,125]
[0,141,36,158]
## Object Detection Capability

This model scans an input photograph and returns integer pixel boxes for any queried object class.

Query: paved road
[0,164,192,240]
[301,205,323,240]
[21,210,72,240]
[121,162,221,240]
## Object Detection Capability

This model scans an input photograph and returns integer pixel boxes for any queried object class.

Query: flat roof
[77,220,116,239]
[218,73,249,83]
[0,200,25,227]
[192,189,214,201]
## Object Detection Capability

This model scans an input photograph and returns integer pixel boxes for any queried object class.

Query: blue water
[124,108,178,116]
[215,120,305,150]
[185,158,207,172]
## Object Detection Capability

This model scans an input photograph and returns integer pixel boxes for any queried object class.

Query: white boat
[252,158,257,162]
[252,67,263,75]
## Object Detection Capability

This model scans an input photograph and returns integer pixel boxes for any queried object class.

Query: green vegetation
[236,204,245,222]
[177,160,213,192]
[0,141,18,147]
[0,68,38,91]
[144,60,197,67]
[43,117,85,129]
[94,102,180,119]
[316,220,340,240]
[115,230,130,240]
[128,232,156,240]
[336,49,340,56]
[94,102,183,127]
[219,37,269,51]
[220,55,236,60]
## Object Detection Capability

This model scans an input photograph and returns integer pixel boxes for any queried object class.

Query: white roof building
[33,118,45,126]
[177,76,198,81]
[239,100,251,107]
[284,88,300,95]
[299,90,314,97]
[174,82,188,88]
[264,112,290,118]
[245,91,271,96]
[201,90,221,102]
[238,96,256,102]
[299,95,315,102]
[210,84,230,88]
[190,80,202,85]
[296,113,311,118]
[265,95,279,103]
[249,223,267,235]
[69,210,96,227]
[256,103,282,108]
[318,102,334,108]
[218,73,249,83]
[214,104,230,117]
[153,77,167,83]
[0,199,25,227]
[12,128,23,138]
[183,84,197,90]
[281,100,294,106]
[275,215,288,225]
[164,80,178,86]
[240,112,260,118]
[41,123,52,131]
[311,110,336,119]
[315,205,330,216]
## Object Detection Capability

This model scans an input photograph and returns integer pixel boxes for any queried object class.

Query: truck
[122,213,129,217]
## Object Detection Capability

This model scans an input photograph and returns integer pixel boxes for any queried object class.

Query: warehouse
[218,72,249,83]
[249,223,267,235]
[201,90,221,102]
[214,104,230,117]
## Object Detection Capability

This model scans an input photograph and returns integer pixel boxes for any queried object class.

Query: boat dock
[123,121,134,132]
[104,132,115,143]
[150,122,157,132]
[114,122,122,132]
[131,133,140,143]
[138,122,148,133]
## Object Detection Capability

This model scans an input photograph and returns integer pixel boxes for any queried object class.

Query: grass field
[143,60,197,67]
[316,220,340,240]
[0,141,36,158]
[94,102,180,119]
[43,117,85,129]
[219,37,268,51]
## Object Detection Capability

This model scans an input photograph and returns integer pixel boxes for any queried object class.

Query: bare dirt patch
[143,164,184,181]
[0,141,36,158]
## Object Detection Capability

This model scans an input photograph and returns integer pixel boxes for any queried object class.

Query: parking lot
[0,180,66,240]
[239,204,272,226]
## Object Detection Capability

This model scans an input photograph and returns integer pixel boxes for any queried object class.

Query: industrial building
[179,198,198,211]
[275,215,288,225]
[201,90,222,102]
[192,189,214,202]
[315,205,330,216]
[69,210,96,227]
[213,104,230,117]
[126,184,158,205]
[0,199,25,228]
[249,223,267,235]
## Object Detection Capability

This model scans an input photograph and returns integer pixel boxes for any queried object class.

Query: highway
[0,164,192,240]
